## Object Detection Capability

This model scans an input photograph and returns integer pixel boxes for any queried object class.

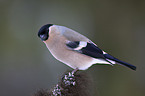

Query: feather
[66,41,136,70]
[66,41,114,64]
[104,54,136,70]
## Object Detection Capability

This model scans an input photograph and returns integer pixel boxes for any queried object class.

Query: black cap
[38,24,53,41]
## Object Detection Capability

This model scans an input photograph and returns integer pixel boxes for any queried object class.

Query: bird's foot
[71,68,79,75]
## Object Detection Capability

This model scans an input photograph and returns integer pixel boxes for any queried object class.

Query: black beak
[40,34,48,41]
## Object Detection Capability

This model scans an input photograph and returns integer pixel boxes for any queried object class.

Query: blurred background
[0,0,145,96]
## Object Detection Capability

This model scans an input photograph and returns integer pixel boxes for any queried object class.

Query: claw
[71,68,79,75]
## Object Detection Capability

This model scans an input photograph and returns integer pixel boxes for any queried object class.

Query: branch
[33,71,96,96]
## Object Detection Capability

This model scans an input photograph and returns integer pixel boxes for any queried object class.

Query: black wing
[66,41,105,59]
[81,42,106,59]
[66,41,136,70]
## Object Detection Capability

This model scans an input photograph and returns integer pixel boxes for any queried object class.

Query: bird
[38,24,136,72]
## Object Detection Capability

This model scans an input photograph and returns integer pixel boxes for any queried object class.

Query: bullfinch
[38,24,136,71]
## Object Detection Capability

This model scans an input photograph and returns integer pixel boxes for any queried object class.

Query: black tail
[104,54,136,70]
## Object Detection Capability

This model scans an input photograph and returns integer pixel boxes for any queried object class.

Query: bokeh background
[0,0,145,96]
